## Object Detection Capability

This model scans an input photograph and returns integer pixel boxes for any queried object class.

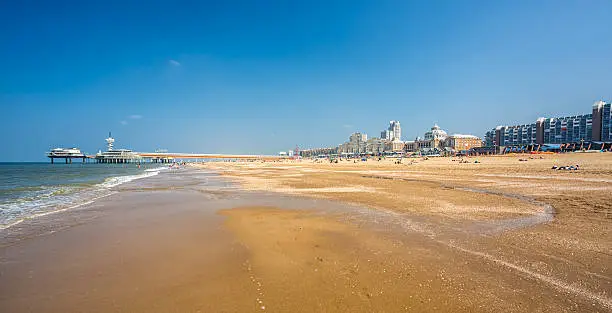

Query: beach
[1,154,611,312]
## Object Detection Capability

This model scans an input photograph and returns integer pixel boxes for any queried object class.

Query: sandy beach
[1,153,611,312]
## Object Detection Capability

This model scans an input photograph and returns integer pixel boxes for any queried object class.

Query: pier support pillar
[51,158,54,164]
[65,158,68,164]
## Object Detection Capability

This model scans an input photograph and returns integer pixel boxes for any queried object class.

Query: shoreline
[0,165,166,231]
[1,154,611,312]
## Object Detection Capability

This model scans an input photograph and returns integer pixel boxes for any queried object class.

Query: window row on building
[485,100,611,146]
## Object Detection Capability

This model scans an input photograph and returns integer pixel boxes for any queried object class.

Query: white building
[381,121,402,141]
[424,124,447,142]
[390,120,401,141]
[417,124,449,151]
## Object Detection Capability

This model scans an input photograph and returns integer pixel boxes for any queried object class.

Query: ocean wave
[97,168,162,188]
[0,168,163,230]
[144,168,165,172]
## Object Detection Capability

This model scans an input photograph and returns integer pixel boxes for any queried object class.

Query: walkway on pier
[137,152,285,161]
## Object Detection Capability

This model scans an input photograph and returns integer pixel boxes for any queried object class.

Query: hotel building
[485,100,611,147]
[418,124,448,150]
[498,123,538,146]
[446,134,483,151]
[541,114,592,144]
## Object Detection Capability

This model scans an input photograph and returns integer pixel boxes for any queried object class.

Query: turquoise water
[0,163,164,229]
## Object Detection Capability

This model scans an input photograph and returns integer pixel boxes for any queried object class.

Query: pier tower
[94,132,142,164]
[105,132,115,151]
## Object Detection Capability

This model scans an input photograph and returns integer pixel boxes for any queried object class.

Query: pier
[46,148,87,164]
[138,152,284,162]
[48,155,87,164]
[48,133,286,164]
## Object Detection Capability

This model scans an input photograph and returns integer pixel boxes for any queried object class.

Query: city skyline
[1,1,612,161]
[302,98,612,155]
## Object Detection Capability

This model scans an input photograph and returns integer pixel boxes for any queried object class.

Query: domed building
[404,123,482,155]
[424,124,448,141]
[419,124,448,151]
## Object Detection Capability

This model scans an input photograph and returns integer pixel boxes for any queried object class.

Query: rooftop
[450,134,480,139]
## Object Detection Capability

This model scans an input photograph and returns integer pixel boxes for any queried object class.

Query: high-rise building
[381,121,401,141]
[380,130,391,141]
[501,123,538,146]
[541,114,592,144]
[484,100,610,147]
[604,101,612,141]
[389,120,401,141]
[484,130,496,147]
[593,100,612,141]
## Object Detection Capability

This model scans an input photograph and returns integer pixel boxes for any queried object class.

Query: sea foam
[0,167,163,230]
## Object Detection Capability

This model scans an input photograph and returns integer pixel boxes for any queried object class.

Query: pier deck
[49,152,285,164]
[48,155,87,164]
[137,152,285,161]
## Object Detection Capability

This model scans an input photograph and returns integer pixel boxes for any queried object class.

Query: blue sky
[1,0,611,161]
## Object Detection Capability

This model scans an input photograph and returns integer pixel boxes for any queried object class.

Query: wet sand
[198,153,612,312]
[220,206,595,312]
[0,185,254,312]
[1,154,611,312]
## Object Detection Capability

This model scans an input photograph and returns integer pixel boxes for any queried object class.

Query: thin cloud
[169,59,181,66]
[120,120,128,125]
[129,115,143,119]
[343,124,353,129]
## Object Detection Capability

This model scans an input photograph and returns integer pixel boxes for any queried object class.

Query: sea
[0,162,165,230]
